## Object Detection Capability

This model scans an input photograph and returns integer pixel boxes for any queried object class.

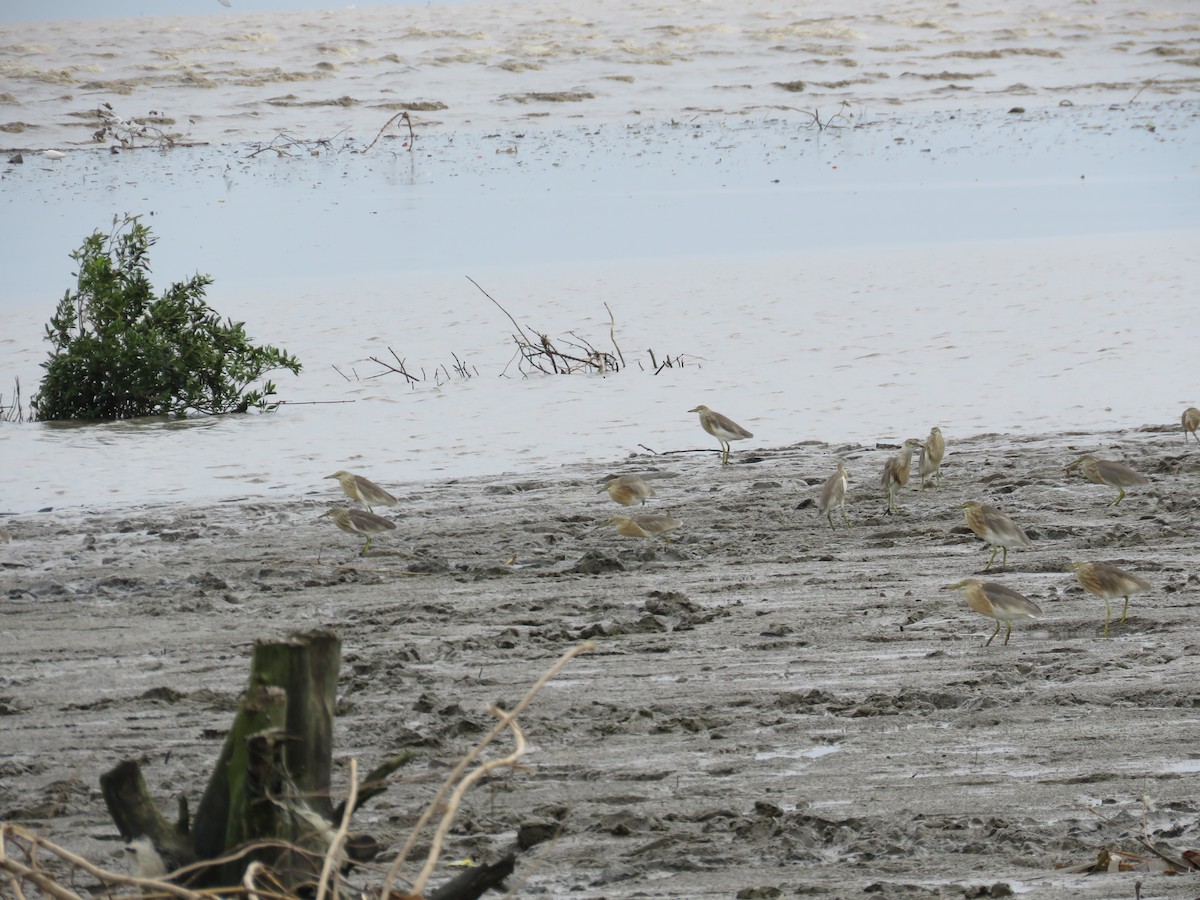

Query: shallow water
[2,0,1198,147]
[1,4,1198,516]
[3,106,1199,515]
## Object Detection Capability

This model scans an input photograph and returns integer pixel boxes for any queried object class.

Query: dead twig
[275,399,356,406]
[468,276,536,346]
[1128,78,1158,104]
[366,348,419,384]
[469,277,623,376]
[367,347,475,386]
[1085,802,1195,873]
[379,641,595,898]
[91,103,186,149]
[604,301,625,368]
[364,110,414,154]
[245,131,337,158]
[314,758,357,900]
[0,822,207,899]
[776,101,854,131]
[0,377,26,422]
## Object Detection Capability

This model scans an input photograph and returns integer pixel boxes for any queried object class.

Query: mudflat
[2,427,1198,898]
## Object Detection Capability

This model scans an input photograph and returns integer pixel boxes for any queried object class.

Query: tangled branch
[1,642,595,900]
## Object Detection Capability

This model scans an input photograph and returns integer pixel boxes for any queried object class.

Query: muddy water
[2,105,1199,516]
[3,0,1199,147]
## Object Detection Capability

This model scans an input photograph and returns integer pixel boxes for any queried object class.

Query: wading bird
[600,474,655,506]
[880,438,921,513]
[961,500,1032,569]
[320,507,396,554]
[818,461,850,530]
[918,426,945,490]
[688,405,753,466]
[1069,560,1151,637]
[326,470,398,513]
[944,579,1042,647]
[1065,455,1149,506]
[606,514,682,541]
[1183,407,1200,443]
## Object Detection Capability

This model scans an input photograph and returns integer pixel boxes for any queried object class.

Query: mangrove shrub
[35,215,300,420]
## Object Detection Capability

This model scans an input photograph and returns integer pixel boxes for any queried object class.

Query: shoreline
[4,217,1199,517]
[0,422,1183,521]
[3,425,1198,897]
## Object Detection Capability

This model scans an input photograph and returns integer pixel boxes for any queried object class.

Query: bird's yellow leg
[985,620,1001,646]
[985,545,1000,569]
[1104,599,1112,637]
[827,513,836,531]
[1004,621,1013,645]
[840,508,851,528]
[1111,487,1126,506]
[1121,595,1130,622]
[362,536,372,554]
[720,440,730,466]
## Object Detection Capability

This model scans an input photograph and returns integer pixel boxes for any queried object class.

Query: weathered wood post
[102,630,343,890]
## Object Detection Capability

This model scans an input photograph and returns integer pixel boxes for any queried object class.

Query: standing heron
[1069,561,1151,637]
[606,514,682,541]
[961,501,1032,569]
[320,507,396,554]
[918,426,945,490]
[600,474,656,506]
[1065,455,1149,506]
[818,461,850,530]
[688,405,753,466]
[1183,407,1200,443]
[944,579,1042,647]
[880,438,921,514]
[326,470,398,513]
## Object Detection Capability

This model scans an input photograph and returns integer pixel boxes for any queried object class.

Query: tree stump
[101,630,344,890]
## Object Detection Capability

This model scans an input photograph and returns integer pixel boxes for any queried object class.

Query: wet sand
[4,0,1198,148]
[3,426,1199,897]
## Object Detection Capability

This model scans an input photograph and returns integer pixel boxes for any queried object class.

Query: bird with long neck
[880,438,921,514]
[945,579,1042,647]
[961,501,1032,570]
[1065,455,1149,506]
[918,426,945,490]
[688,405,753,466]
[818,460,850,530]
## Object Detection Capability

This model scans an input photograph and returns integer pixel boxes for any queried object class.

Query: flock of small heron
[319,404,1200,648]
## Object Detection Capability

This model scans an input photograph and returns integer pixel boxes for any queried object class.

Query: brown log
[99,760,198,879]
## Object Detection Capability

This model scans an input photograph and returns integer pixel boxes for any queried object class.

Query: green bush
[34,215,301,421]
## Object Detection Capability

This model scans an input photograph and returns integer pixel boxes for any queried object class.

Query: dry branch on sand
[0,639,593,899]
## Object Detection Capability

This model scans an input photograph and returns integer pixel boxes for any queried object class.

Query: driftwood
[71,635,594,899]
[467,276,624,376]
[101,630,359,891]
